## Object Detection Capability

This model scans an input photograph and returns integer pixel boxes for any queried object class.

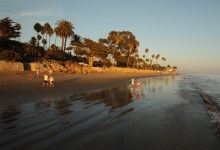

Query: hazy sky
[1,0,220,74]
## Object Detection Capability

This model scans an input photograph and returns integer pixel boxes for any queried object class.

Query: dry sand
[0,70,174,105]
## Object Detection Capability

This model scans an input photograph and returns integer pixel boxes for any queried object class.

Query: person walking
[43,73,49,87]
[49,75,54,88]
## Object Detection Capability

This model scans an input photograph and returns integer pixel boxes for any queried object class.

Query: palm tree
[152,54,155,65]
[37,35,42,45]
[34,23,42,46]
[54,20,74,51]
[29,36,37,46]
[135,54,139,68]
[146,58,150,69]
[47,27,53,49]
[142,55,145,69]
[43,23,52,49]
[156,54,160,64]
[173,66,177,71]
[145,48,149,59]
[162,57,166,68]
[42,39,47,49]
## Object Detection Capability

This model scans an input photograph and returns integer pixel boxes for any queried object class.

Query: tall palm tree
[43,23,52,49]
[145,48,149,59]
[156,54,160,64]
[47,27,53,49]
[34,23,42,46]
[54,20,74,51]
[135,54,139,68]
[37,35,42,44]
[42,39,47,49]
[162,57,166,67]
[142,55,145,69]
[152,54,155,65]
[146,58,150,69]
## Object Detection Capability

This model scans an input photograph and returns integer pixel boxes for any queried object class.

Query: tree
[135,54,139,68]
[54,20,74,51]
[24,37,45,58]
[44,45,69,61]
[167,64,171,71]
[151,54,155,65]
[0,17,21,40]
[34,23,42,46]
[162,57,166,67]
[37,34,42,46]
[42,39,47,49]
[99,31,139,68]
[145,48,149,59]
[0,17,23,55]
[146,58,150,69]
[142,55,145,69]
[42,23,53,49]
[71,38,109,68]
[156,54,160,64]
[15,23,21,42]
[46,24,53,49]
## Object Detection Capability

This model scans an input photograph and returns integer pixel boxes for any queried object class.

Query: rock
[200,94,218,106]
[208,106,218,112]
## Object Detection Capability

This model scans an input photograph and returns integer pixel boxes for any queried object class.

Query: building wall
[0,61,44,72]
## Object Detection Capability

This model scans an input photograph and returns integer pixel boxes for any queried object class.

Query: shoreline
[0,70,177,105]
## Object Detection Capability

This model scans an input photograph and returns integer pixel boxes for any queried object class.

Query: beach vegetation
[0,17,177,72]
[54,20,74,51]
[44,44,70,61]
[34,23,42,46]
[71,38,109,68]
[99,31,139,68]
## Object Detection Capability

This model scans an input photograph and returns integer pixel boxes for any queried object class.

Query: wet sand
[1,75,220,150]
[0,70,172,105]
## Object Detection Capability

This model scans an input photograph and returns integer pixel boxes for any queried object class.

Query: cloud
[18,5,63,17]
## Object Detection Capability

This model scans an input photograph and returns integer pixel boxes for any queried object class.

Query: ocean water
[0,74,220,150]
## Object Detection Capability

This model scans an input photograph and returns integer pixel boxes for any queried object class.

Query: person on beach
[131,78,134,87]
[49,69,53,75]
[43,73,49,87]
[49,75,54,88]
[36,69,39,77]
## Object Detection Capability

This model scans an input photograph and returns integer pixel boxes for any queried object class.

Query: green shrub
[44,49,69,61]
[0,50,22,61]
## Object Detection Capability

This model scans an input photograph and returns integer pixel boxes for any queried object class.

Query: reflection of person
[135,92,140,101]
[131,78,134,87]
[49,76,54,88]
[28,72,33,80]
[137,81,141,90]
[43,73,49,87]
[130,86,134,95]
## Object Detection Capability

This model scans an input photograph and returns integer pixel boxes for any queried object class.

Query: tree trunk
[61,36,64,51]
[127,56,130,68]
[64,36,67,52]
[55,36,57,46]
[46,34,48,49]
[49,37,51,49]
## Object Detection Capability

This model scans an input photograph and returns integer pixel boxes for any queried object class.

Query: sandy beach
[1,73,220,150]
[0,70,174,105]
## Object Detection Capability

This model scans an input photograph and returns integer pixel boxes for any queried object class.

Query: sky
[1,0,220,74]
